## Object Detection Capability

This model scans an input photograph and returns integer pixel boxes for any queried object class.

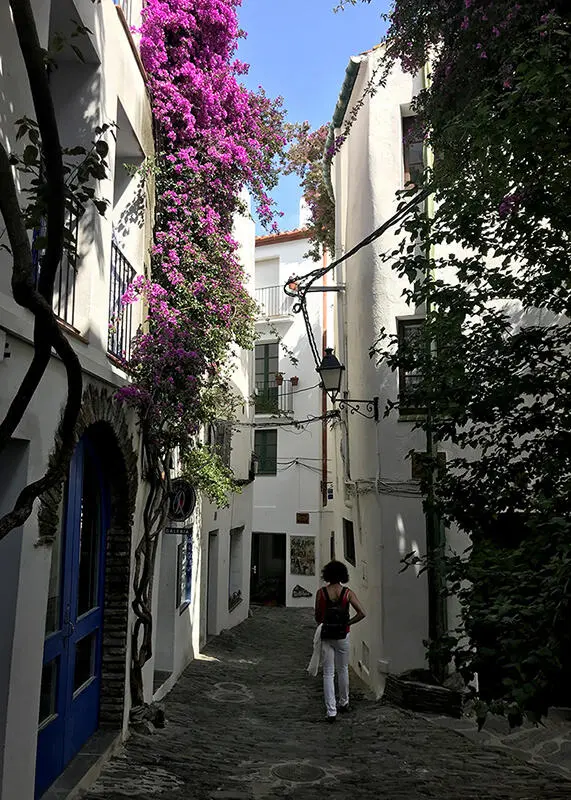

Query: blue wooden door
[35,436,110,797]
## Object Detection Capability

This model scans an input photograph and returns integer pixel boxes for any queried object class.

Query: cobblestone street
[84,608,570,799]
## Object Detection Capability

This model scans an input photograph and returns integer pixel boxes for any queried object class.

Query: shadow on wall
[49,0,108,275]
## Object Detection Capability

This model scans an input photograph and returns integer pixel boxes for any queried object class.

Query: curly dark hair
[322,560,349,584]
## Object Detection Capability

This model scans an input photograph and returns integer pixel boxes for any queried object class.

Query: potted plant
[290,375,299,387]
[275,372,284,386]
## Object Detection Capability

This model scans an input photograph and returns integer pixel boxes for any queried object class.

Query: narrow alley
[83,608,569,800]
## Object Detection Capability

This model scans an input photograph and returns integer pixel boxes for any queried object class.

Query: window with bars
[254,429,277,476]
[108,240,136,361]
[397,319,425,414]
[402,116,424,187]
[32,200,81,328]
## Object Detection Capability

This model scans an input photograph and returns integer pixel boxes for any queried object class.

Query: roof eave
[323,55,365,201]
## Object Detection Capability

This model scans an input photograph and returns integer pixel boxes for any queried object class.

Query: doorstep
[41,729,121,800]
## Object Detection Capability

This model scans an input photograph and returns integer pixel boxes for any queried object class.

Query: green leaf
[23,145,38,166]
[95,140,109,158]
[92,199,108,216]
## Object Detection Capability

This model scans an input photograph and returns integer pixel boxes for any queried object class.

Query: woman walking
[314,560,366,722]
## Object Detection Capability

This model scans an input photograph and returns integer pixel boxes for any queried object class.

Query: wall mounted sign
[167,479,197,522]
[290,535,315,576]
[296,512,310,525]
[292,584,313,599]
[164,526,193,536]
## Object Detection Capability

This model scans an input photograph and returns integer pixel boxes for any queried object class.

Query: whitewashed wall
[328,52,432,696]
[0,1,153,796]
[253,235,335,607]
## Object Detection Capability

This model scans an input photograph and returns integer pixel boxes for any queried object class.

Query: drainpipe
[422,62,447,681]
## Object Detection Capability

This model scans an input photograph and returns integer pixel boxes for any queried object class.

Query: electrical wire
[284,187,431,367]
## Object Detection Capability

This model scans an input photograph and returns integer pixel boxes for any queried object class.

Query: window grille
[402,116,424,187]
[32,199,81,328]
[108,240,136,361]
[397,319,425,414]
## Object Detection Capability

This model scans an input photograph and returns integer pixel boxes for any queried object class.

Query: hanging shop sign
[167,479,197,522]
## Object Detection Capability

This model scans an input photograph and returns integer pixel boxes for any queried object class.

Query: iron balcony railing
[32,199,81,328]
[108,240,136,362]
[255,285,294,319]
[255,379,294,416]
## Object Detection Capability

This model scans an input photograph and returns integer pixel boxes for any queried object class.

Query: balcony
[255,380,294,416]
[32,199,81,329]
[255,285,294,319]
[108,240,136,362]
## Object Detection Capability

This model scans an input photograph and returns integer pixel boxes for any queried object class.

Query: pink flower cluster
[118,0,286,446]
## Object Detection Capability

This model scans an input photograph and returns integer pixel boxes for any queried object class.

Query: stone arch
[39,382,140,728]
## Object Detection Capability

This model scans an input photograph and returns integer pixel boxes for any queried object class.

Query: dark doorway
[250,533,286,606]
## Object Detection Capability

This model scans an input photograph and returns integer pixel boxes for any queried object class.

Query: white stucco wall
[0,2,154,796]
[253,235,336,608]
[327,52,434,696]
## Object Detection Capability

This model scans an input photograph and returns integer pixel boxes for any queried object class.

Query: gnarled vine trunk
[130,433,171,707]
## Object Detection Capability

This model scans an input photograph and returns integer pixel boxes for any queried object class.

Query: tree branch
[9,0,65,299]
[0,3,82,539]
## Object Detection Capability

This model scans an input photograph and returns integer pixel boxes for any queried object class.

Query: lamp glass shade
[316,348,345,395]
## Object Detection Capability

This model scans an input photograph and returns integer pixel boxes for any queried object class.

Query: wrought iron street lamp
[316,348,345,396]
[316,348,379,421]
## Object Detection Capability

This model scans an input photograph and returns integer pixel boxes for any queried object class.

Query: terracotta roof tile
[255,228,310,245]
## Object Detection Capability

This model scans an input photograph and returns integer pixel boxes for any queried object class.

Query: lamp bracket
[333,396,379,421]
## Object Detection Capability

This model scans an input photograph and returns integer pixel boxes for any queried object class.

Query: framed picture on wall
[290,536,315,576]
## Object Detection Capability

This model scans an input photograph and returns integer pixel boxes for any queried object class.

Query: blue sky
[237,0,389,233]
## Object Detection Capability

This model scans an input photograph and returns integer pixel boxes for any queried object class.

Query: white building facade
[325,47,457,697]
[0,2,257,797]
[0,2,154,797]
[252,229,336,610]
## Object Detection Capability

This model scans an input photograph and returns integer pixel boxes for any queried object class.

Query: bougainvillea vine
[118,0,287,707]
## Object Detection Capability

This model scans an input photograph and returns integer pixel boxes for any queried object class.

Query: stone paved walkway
[428,710,571,782]
[83,608,570,799]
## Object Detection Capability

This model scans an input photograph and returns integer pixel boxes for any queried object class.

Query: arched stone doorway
[36,385,138,797]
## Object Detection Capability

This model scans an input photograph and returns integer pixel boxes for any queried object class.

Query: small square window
[343,519,356,566]
[254,429,278,475]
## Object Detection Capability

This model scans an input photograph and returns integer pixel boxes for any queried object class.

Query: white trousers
[321,635,350,717]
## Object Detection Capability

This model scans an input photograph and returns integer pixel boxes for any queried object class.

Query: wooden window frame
[254,429,278,476]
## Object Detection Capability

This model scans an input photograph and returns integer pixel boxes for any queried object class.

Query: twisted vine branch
[0,0,83,540]
[130,433,171,706]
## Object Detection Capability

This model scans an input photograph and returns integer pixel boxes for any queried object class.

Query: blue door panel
[35,436,109,798]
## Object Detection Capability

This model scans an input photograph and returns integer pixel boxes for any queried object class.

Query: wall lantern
[316,348,345,396]
[316,348,379,421]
